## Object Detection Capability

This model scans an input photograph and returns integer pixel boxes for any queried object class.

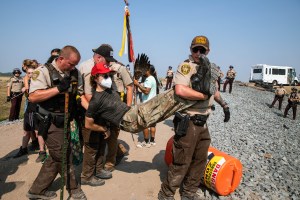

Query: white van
[249,64,298,85]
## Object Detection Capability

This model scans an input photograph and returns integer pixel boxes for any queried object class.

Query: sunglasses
[192,46,206,54]
[100,74,109,79]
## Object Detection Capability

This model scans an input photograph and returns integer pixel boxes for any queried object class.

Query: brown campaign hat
[191,36,209,50]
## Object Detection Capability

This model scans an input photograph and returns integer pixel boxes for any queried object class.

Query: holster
[35,112,52,139]
[190,114,208,127]
[173,112,190,137]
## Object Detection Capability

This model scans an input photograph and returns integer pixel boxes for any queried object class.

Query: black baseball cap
[92,44,116,62]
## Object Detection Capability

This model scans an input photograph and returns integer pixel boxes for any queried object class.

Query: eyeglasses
[192,47,206,54]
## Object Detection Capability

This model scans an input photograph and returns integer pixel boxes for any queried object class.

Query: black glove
[223,107,230,122]
[57,76,71,93]
[6,96,11,102]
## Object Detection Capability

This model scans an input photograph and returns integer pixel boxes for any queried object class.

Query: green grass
[0,77,25,121]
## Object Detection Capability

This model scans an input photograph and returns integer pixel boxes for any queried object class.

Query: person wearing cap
[223,65,236,93]
[78,45,113,184]
[26,46,87,200]
[7,67,24,121]
[269,84,287,110]
[158,35,230,200]
[283,87,299,120]
[91,44,133,171]
[165,66,174,90]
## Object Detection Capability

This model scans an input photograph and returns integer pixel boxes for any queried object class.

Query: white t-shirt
[142,75,157,103]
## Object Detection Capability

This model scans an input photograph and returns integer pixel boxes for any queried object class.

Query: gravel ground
[202,84,299,200]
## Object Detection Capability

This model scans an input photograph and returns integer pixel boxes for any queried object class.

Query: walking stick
[60,91,69,200]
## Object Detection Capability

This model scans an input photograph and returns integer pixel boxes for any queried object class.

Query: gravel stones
[204,84,299,200]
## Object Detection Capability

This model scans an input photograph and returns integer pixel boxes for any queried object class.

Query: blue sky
[0,0,299,82]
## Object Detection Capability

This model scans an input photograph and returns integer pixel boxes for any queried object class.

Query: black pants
[284,104,297,120]
[165,77,173,90]
[270,95,284,110]
[223,78,234,93]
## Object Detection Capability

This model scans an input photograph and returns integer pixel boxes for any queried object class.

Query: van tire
[272,80,278,86]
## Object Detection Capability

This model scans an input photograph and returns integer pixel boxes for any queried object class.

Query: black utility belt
[37,106,65,128]
[190,114,209,127]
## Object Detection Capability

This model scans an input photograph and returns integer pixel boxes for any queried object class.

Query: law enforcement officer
[216,65,224,91]
[223,65,236,93]
[26,46,87,200]
[92,44,133,171]
[7,68,24,121]
[283,87,299,120]
[269,84,287,110]
[158,35,230,200]
[165,66,174,90]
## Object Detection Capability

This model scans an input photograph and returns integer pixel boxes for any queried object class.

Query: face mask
[99,77,112,88]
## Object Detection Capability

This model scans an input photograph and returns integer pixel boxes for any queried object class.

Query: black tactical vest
[38,63,78,116]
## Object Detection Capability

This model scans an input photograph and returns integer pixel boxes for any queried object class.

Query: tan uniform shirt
[226,69,236,79]
[275,87,287,96]
[109,62,133,93]
[7,76,24,93]
[78,58,94,95]
[29,60,83,95]
[166,69,173,78]
[174,56,215,115]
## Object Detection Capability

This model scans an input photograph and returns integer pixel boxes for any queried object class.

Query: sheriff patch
[32,71,40,81]
[181,64,191,75]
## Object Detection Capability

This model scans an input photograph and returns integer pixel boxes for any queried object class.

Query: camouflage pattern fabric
[210,63,221,95]
[121,89,196,133]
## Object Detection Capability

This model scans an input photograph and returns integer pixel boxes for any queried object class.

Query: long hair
[150,65,160,94]
[90,74,100,89]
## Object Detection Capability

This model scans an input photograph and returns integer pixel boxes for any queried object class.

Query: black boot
[29,139,39,151]
[13,146,28,158]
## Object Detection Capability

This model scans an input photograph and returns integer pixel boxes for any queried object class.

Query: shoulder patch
[32,71,40,81]
[181,64,191,75]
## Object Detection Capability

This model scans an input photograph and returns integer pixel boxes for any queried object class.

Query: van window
[272,68,286,75]
[265,68,267,74]
[269,69,271,74]
[253,69,262,73]
[278,69,285,75]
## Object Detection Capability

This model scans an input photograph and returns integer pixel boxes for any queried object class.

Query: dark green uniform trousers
[160,121,211,198]
[29,124,80,194]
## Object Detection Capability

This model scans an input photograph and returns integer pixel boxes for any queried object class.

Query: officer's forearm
[29,88,60,103]
[175,84,207,100]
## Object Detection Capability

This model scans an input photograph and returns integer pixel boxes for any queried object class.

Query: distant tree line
[0,72,12,77]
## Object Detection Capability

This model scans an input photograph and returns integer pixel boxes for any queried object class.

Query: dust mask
[99,77,112,88]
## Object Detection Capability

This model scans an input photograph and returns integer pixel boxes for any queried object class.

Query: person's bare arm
[125,83,133,106]
[175,84,208,100]
[85,116,110,139]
